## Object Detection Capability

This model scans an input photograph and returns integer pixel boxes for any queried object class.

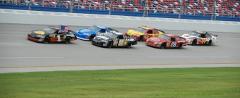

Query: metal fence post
[214,0,217,20]
[211,0,217,20]
[178,0,183,19]
[69,0,73,13]
[143,7,146,17]
[143,0,149,17]
[28,0,32,10]
[109,1,111,15]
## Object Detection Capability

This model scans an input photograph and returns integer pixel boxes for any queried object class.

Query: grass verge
[0,67,240,98]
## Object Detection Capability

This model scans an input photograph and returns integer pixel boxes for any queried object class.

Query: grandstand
[0,0,239,21]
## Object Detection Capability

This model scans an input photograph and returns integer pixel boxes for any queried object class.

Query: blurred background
[0,0,239,21]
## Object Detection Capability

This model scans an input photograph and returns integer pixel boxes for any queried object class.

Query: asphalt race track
[0,23,240,73]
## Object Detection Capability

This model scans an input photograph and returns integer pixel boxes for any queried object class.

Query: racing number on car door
[118,39,126,46]
[171,42,177,47]
[57,35,61,42]
[49,34,58,42]
[113,39,118,46]
[199,38,207,44]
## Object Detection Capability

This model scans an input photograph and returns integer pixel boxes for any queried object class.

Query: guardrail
[0,9,239,33]
[0,3,239,22]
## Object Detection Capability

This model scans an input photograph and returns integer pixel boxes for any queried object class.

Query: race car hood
[181,34,197,39]
[77,29,95,35]
[34,31,46,35]
[96,35,110,40]
[158,31,165,35]
[148,37,166,43]
[127,29,144,36]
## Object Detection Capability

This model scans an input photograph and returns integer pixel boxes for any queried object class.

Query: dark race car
[146,34,187,49]
[28,26,76,43]
[92,29,137,48]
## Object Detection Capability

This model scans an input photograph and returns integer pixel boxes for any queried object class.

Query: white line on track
[0,63,239,73]
[0,43,29,46]
[0,57,64,59]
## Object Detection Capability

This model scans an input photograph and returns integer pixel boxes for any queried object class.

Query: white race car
[181,31,217,46]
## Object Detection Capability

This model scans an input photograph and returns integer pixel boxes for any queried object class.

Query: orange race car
[125,26,165,41]
[146,34,187,49]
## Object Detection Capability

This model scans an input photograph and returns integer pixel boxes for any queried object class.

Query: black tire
[91,40,96,45]
[126,43,132,48]
[207,40,212,46]
[178,44,183,49]
[139,35,144,41]
[192,39,197,45]
[44,36,50,43]
[160,43,166,49]
[65,37,71,44]
[106,41,113,48]
[89,35,95,41]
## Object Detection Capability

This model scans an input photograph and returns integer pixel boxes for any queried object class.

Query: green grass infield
[0,67,240,98]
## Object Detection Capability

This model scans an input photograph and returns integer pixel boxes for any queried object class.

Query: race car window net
[171,37,176,41]
[99,29,106,33]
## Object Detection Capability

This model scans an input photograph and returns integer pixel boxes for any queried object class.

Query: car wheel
[44,36,50,43]
[89,35,95,41]
[192,39,197,45]
[65,37,71,44]
[207,40,212,46]
[91,40,96,45]
[139,35,144,41]
[126,43,132,48]
[106,41,113,48]
[160,43,166,49]
[178,44,183,49]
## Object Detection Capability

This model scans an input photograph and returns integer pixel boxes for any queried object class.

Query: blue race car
[75,25,111,40]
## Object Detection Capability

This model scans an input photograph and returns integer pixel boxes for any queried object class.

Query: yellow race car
[125,26,165,41]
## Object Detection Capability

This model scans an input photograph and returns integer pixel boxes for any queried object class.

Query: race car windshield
[157,29,165,33]
[43,28,56,34]
[136,28,145,32]
[90,26,101,31]
[107,28,119,32]
[205,32,212,38]
[191,31,200,36]
[106,31,122,38]
[99,29,106,33]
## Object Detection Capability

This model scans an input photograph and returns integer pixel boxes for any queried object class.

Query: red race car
[146,34,187,49]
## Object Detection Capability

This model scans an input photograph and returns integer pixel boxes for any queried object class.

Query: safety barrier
[0,9,239,33]
[0,3,239,22]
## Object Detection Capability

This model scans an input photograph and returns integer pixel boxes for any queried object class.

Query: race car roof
[96,25,107,29]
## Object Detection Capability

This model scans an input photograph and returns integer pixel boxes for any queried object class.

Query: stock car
[75,25,115,40]
[181,31,217,46]
[146,34,187,49]
[125,26,165,41]
[92,29,137,48]
[28,26,76,43]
